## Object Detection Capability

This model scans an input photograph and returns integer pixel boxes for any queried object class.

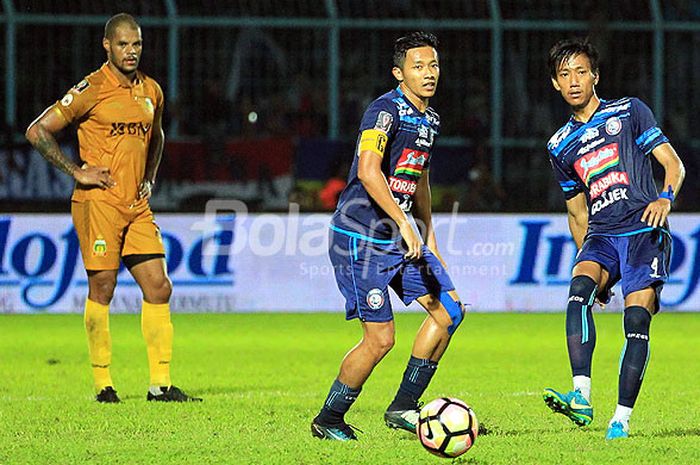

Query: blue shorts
[328,227,455,322]
[576,229,671,309]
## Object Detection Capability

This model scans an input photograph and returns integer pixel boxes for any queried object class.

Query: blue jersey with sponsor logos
[547,97,669,236]
[331,87,440,239]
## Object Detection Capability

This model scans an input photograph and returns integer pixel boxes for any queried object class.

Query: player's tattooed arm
[29,123,80,176]
[26,106,115,189]
[26,107,79,176]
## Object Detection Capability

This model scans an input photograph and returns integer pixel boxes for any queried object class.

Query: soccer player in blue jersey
[310,32,466,441]
[542,39,685,440]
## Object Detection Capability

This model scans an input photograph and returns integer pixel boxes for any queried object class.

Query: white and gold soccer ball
[417,397,478,458]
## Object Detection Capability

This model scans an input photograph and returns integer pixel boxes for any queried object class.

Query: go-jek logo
[509,220,700,306]
[0,217,235,310]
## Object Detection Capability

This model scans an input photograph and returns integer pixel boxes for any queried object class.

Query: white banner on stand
[1,213,698,313]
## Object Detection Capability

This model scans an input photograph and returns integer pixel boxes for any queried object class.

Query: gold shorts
[71,200,165,270]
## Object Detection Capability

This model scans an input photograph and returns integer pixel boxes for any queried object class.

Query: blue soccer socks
[618,306,651,408]
[316,379,361,426]
[388,356,437,412]
[566,275,598,378]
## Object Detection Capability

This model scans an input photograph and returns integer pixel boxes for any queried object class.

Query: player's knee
[89,277,117,304]
[623,306,651,337]
[569,275,597,301]
[158,277,173,301]
[366,332,395,357]
[439,292,464,335]
[144,276,172,304]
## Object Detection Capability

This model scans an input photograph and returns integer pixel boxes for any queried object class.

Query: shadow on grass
[117,385,237,401]
[638,428,700,438]
[477,423,604,437]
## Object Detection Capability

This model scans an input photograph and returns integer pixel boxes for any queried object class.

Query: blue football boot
[543,388,593,427]
[605,421,629,440]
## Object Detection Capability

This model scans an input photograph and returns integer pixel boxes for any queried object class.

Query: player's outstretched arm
[25,107,115,189]
[641,143,685,228]
[565,192,588,249]
[139,100,165,200]
[357,150,422,259]
[412,170,444,266]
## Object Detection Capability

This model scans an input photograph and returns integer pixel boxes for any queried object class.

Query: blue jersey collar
[395,85,426,115]
[570,98,607,125]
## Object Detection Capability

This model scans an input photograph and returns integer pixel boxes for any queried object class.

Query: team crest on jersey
[366,288,385,310]
[141,97,154,114]
[394,148,428,177]
[374,111,394,132]
[574,143,619,185]
[72,79,90,93]
[60,94,74,106]
[92,237,107,257]
[605,116,622,136]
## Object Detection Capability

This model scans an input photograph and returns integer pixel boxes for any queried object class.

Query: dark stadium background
[1,0,698,213]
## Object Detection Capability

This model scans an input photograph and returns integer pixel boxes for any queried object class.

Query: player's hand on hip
[641,198,671,228]
[399,221,422,260]
[73,164,116,189]
[137,179,154,200]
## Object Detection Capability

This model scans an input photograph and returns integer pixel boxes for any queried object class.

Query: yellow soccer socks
[84,299,113,391]
[141,301,173,387]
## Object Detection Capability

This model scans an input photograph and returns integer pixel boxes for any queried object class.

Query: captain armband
[359,129,388,157]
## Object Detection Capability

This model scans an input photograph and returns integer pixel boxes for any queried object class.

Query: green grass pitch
[1,312,699,464]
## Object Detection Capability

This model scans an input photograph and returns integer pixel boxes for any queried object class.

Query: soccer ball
[417,397,478,458]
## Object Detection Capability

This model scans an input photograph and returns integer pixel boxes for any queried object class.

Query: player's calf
[618,306,651,408]
[605,305,651,439]
[386,293,464,433]
[566,275,598,384]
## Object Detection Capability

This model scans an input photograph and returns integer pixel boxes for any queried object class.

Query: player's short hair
[104,13,140,40]
[548,38,599,78]
[393,32,439,68]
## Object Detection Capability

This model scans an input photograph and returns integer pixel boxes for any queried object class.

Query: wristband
[658,185,674,203]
